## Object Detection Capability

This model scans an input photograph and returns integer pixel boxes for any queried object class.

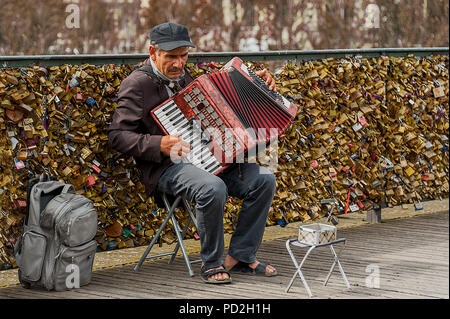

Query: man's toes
[216,273,223,280]
[267,266,277,274]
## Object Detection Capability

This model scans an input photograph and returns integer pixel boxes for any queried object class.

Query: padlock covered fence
[0,48,448,269]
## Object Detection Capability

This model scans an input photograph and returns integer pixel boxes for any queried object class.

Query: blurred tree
[0,0,448,55]
[0,0,66,55]
[376,0,449,47]
[308,0,363,49]
[63,0,119,54]
[141,0,223,51]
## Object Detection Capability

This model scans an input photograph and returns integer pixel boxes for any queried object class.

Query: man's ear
[149,46,157,61]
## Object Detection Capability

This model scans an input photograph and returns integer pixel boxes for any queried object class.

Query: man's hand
[256,69,278,92]
[160,133,191,160]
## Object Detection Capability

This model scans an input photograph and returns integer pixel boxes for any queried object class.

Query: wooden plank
[0,211,447,299]
[116,263,297,299]
[94,270,232,299]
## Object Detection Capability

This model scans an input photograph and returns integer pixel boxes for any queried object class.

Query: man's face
[150,46,189,79]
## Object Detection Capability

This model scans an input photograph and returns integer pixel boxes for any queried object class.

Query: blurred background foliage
[0,0,448,56]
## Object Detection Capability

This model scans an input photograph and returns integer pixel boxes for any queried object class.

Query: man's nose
[173,58,183,69]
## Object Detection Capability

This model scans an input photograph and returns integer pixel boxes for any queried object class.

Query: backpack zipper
[43,195,88,289]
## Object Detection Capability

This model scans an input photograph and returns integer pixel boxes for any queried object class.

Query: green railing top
[0,47,448,67]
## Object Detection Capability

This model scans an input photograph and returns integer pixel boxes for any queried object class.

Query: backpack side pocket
[15,231,47,282]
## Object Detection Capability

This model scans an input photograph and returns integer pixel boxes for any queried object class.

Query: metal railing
[0,47,448,67]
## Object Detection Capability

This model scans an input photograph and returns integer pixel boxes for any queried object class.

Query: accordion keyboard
[153,100,222,174]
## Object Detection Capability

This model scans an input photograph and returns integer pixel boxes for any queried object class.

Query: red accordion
[151,57,298,175]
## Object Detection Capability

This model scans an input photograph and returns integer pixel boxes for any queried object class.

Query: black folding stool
[134,192,201,277]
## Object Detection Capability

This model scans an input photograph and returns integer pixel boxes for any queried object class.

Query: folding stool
[134,192,201,277]
[285,238,350,297]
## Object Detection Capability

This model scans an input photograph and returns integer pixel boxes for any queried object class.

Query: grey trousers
[156,162,276,270]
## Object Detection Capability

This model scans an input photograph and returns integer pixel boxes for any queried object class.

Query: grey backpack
[14,174,98,291]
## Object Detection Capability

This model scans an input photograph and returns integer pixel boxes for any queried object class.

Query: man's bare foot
[248,261,277,275]
[223,255,239,271]
[201,263,230,282]
[224,255,277,275]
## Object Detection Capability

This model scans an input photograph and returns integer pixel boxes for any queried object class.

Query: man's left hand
[256,69,278,92]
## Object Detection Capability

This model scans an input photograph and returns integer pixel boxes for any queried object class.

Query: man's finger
[176,143,192,157]
[178,140,192,150]
[256,69,267,77]
[255,69,279,92]
[269,83,275,91]
[181,144,191,154]
[169,134,191,148]
[169,139,191,162]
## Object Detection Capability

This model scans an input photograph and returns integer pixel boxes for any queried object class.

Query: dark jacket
[107,58,195,196]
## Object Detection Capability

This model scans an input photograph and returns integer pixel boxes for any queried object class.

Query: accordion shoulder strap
[138,65,194,94]
[138,65,163,84]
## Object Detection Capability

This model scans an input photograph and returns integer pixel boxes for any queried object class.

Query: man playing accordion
[108,22,278,284]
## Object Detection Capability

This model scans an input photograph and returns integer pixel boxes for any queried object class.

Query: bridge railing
[1,47,448,67]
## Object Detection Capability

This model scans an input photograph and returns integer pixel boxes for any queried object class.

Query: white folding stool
[285,237,351,297]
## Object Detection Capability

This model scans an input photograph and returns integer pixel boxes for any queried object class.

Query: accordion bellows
[151,57,298,174]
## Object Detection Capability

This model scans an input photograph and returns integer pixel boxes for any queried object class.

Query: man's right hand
[160,133,192,159]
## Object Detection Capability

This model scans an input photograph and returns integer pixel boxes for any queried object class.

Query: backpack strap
[24,174,62,225]
[61,184,75,194]
[25,177,41,225]
[38,173,57,183]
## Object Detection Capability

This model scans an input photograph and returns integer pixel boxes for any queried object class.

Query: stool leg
[169,199,198,265]
[332,244,351,289]
[168,216,191,265]
[285,240,299,293]
[323,243,350,289]
[170,213,195,277]
[183,202,202,265]
[285,240,314,297]
[183,199,198,229]
[134,211,173,272]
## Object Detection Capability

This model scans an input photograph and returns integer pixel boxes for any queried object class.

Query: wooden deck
[0,210,448,299]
